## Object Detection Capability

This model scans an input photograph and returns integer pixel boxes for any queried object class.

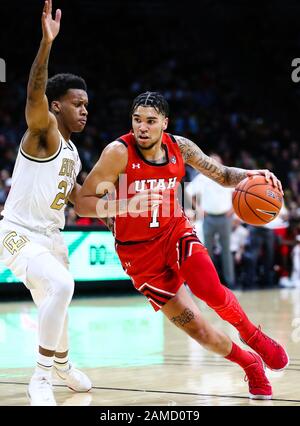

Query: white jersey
[1,132,81,232]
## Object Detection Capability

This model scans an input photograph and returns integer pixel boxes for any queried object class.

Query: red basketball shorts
[115,217,208,311]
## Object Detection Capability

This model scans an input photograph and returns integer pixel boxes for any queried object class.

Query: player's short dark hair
[46,73,87,106]
[131,91,169,117]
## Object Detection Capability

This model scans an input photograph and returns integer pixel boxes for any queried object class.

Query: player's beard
[137,140,158,150]
[136,129,163,151]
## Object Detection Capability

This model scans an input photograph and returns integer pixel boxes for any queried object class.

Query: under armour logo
[125,261,131,268]
[132,163,141,169]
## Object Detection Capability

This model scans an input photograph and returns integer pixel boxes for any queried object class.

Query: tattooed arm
[176,135,247,186]
[176,135,283,192]
[23,0,61,158]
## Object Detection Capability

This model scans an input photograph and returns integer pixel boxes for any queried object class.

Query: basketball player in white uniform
[0,1,91,405]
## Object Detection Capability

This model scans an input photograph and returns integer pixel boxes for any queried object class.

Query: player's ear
[51,101,60,114]
[163,117,169,130]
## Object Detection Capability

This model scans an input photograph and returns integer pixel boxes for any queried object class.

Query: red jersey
[114,131,186,242]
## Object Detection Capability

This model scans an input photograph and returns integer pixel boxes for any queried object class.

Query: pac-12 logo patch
[266,189,275,199]
[170,156,176,164]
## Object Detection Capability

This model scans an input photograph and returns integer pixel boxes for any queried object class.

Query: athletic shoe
[28,374,56,406]
[240,326,289,371]
[244,353,272,400]
[54,364,92,392]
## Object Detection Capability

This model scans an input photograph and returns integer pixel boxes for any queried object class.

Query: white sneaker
[279,277,295,288]
[54,364,92,392]
[28,374,57,406]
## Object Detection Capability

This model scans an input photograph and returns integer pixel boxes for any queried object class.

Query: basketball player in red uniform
[75,92,288,399]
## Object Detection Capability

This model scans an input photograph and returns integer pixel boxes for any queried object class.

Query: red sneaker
[240,326,289,371]
[244,353,272,400]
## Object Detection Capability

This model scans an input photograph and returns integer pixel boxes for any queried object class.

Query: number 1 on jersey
[149,205,160,228]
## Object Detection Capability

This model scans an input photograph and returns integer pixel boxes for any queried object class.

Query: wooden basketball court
[0,288,299,406]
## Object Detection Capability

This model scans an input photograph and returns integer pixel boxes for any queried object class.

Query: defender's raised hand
[25,0,63,155]
[42,0,61,44]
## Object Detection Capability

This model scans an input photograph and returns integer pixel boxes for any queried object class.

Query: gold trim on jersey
[20,140,63,163]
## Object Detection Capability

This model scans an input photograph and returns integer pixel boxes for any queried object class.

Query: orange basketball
[232,175,283,226]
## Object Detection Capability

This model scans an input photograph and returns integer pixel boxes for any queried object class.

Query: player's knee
[54,271,74,302]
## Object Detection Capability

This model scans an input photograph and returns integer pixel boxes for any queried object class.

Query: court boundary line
[0,381,299,403]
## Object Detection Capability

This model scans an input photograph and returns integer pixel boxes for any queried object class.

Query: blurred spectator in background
[269,202,290,284]
[230,215,251,289]
[247,225,276,288]
[280,234,300,288]
[290,235,300,288]
[247,203,290,289]
[0,182,6,205]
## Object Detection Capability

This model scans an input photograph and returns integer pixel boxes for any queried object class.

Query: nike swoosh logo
[256,209,277,218]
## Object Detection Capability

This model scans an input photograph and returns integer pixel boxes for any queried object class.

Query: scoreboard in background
[0,230,128,283]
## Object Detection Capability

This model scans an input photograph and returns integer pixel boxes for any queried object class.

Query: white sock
[54,354,69,371]
[35,353,54,378]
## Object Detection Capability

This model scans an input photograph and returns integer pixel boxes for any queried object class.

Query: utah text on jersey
[134,177,177,192]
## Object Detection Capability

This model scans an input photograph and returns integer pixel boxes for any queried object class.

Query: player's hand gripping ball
[232,175,283,226]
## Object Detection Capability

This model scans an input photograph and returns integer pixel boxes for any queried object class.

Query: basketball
[232,175,283,226]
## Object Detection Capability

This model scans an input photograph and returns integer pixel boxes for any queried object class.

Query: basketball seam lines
[234,188,281,209]
[243,194,269,223]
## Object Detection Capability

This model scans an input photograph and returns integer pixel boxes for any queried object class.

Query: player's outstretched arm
[75,142,163,218]
[175,135,283,192]
[24,0,61,157]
